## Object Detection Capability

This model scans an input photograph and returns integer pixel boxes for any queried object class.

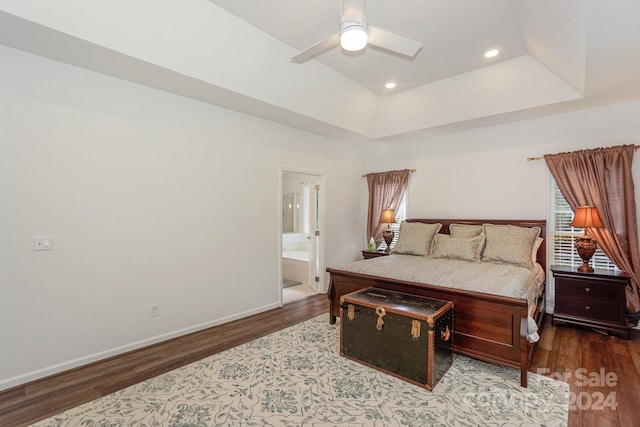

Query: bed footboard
[327,269,541,387]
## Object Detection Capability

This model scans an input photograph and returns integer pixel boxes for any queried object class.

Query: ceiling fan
[291,0,422,63]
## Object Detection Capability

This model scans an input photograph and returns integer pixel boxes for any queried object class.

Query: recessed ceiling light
[385,82,397,89]
[484,49,500,58]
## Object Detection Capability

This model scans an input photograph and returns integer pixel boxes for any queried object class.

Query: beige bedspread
[337,254,545,342]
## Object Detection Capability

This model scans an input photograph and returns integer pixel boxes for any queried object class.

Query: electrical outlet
[150,304,160,318]
[33,235,53,251]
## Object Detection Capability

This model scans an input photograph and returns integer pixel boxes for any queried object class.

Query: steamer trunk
[340,287,453,390]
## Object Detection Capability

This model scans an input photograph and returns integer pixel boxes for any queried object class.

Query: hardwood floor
[1,295,638,426]
[530,317,640,427]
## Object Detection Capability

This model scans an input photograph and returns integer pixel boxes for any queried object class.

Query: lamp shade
[570,206,605,229]
[379,209,396,224]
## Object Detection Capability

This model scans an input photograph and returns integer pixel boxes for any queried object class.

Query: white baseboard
[0,302,281,392]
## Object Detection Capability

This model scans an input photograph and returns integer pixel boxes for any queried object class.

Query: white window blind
[549,176,618,271]
[379,192,406,251]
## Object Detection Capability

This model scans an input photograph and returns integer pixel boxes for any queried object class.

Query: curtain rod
[362,169,416,178]
[526,145,640,162]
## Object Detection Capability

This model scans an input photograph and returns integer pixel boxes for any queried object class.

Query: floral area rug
[33,315,568,426]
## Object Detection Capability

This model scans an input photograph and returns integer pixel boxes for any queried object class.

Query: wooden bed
[327,219,547,387]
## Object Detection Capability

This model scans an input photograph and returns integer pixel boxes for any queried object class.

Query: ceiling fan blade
[367,26,422,58]
[291,33,340,63]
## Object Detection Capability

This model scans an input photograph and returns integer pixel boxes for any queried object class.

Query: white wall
[365,100,640,220]
[0,46,365,390]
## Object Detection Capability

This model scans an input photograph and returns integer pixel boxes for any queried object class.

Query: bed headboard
[406,219,547,272]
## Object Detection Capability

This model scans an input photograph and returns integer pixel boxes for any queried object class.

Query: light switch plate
[33,235,53,251]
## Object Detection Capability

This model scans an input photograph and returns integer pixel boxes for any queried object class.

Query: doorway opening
[281,170,324,304]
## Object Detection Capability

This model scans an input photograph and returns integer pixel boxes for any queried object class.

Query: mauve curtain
[544,145,640,323]
[366,169,410,246]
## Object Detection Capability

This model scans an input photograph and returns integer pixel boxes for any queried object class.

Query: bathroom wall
[282,172,316,252]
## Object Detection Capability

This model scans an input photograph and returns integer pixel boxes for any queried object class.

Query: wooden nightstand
[551,265,631,339]
[361,250,390,260]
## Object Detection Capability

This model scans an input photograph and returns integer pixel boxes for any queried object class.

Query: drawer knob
[584,287,591,292]
[585,305,590,310]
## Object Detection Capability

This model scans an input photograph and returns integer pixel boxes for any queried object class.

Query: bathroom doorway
[281,170,324,304]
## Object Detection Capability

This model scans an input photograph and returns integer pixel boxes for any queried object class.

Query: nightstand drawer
[556,297,621,323]
[555,279,617,300]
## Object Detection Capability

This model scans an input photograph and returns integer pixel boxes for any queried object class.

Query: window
[549,175,618,271]
[378,191,406,251]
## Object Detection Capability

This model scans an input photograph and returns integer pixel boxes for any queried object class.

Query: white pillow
[531,237,543,263]
[482,224,541,267]
[449,224,484,238]
[432,233,486,261]
[391,222,442,256]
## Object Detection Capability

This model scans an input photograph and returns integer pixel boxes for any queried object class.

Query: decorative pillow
[449,224,484,238]
[391,222,442,256]
[432,233,486,261]
[531,237,544,263]
[482,224,541,267]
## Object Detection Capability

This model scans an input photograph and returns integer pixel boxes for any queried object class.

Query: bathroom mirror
[282,193,301,233]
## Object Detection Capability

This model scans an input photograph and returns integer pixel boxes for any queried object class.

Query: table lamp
[570,205,605,273]
[379,209,396,252]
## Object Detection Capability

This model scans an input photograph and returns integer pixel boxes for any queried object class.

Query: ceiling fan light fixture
[340,20,368,51]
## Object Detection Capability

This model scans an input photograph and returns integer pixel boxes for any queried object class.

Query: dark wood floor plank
[583,339,618,426]
[530,347,549,371]
[530,320,639,427]
[604,334,640,427]
[537,321,556,351]
[0,386,102,427]
[544,323,563,375]
[0,387,25,413]
[629,329,640,374]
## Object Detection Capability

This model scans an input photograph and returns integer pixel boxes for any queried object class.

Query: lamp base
[575,236,597,273]
[577,263,595,273]
[382,230,394,253]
